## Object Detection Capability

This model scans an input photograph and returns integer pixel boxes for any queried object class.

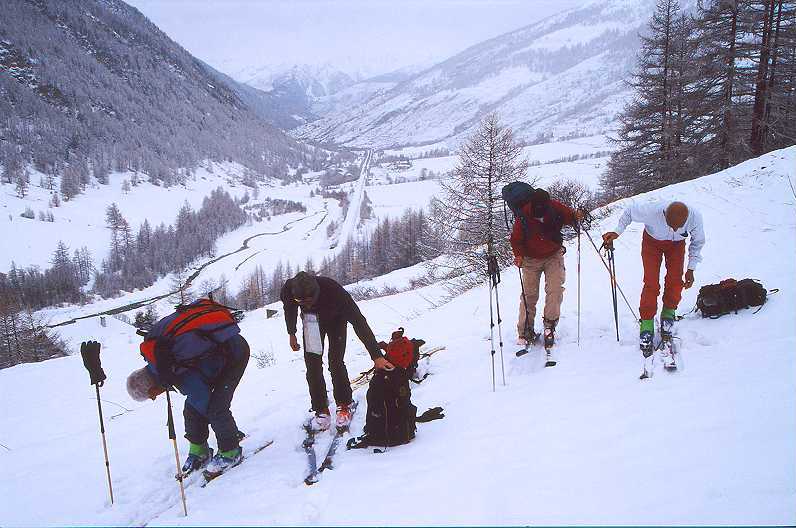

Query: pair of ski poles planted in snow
[80,341,189,516]
[573,217,637,345]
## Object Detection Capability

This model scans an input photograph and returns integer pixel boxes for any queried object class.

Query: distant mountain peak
[292,0,656,149]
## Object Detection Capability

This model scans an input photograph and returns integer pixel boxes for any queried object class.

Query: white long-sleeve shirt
[614,200,706,270]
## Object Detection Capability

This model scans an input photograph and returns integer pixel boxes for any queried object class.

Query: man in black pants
[281,271,392,430]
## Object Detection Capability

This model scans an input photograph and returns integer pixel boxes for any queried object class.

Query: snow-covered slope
[293,0,654,149]
[1,147,794,525]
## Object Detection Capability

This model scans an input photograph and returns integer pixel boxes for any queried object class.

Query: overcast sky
[126,0,582,80]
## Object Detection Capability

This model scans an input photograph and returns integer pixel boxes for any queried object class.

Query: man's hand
[684,269,695,289]
[289,334,301,352]
[574,210,585,222]
[374,357,394,371]
[148,385,166,400]
[514,255,523,268]
[602,231,619,248]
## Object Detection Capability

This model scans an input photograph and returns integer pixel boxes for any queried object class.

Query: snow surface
[1,147,794,526]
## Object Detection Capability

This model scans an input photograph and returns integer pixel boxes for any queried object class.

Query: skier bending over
[602,200,705,359]
[510,188,582,362]
[126,322,250,479]
[281,271,392,432]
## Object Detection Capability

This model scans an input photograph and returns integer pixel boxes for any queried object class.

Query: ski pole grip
[80,341,107,386]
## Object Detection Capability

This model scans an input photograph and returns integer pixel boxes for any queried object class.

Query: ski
[309,402,358,484]
[639,352,654,380]
[658,335,683,372]
[200,440,274,487]
[317,427,347,474]
[302,421,320,485]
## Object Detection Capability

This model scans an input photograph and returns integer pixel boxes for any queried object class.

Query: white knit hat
[126,367,157,402]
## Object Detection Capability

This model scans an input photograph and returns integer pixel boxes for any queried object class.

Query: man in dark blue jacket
[128,329,250,477]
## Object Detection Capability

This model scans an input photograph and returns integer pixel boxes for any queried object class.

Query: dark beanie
[291,271,319,300]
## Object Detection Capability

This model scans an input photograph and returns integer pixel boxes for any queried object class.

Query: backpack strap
[752,288,779,314]
[416,407,445,423]
[409,373,430,384]
[164,304,231,340]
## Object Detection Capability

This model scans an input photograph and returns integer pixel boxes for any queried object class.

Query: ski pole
[487,275,496,392]
[488,255,506,386]
[605,244,620,342]
[517,266,532,341]
[577,224,581,346]
[166,390,188,516]
[80,341,114,505]
[583,230,638,320]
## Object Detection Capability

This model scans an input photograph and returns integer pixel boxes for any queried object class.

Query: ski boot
[309,409,331,432]
[180,443,214,476]
[543,319,557,347]
[203,447,243,481]
[543,328,555,349]
[543,319,557,367]
[660,309,676,369]
[335,402,355,429]
[639,319,654,358]
[660,308,675,341]
[515,326,540,357]
[544,346,557,367]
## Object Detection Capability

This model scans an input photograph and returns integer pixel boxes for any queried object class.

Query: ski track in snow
[1,148,795,526]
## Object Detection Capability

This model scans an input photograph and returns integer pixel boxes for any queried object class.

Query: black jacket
[280,276,383,360]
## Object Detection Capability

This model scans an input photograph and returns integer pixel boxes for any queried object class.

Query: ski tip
[544,361,557,367]
[515,349,529,357]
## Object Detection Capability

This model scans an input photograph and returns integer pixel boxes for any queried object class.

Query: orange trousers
[640,231,685,320]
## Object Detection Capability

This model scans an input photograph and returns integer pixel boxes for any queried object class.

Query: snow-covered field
[2,147,794,526]
[0,161,277,270]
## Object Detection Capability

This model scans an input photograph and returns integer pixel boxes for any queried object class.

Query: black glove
[80,341,106,386]
[153,339,176,386]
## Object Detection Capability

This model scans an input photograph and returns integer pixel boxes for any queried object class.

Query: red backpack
[140,299,240,368]
[383,327,417,370]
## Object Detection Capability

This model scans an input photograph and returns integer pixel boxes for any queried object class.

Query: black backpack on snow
[347,332,444,451]
[360,367,417,448]
[696,278,776,318]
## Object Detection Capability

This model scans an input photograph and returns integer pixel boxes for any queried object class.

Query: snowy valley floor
[1,148,795,526]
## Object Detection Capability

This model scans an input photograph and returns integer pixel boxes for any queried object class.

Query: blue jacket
[146,334,247,416]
